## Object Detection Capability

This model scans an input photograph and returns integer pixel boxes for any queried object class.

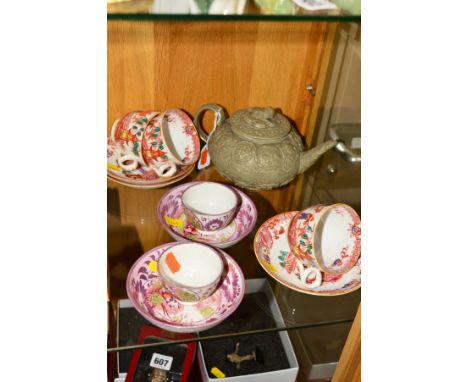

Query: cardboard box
[197,278,299,382]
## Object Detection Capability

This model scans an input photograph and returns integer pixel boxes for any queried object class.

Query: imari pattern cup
[110,110,159,171]
[141,113,177,177]
[141,109,201,177]
[288,203,361,276]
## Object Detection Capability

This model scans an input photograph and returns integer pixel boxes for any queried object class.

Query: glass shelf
[107,0,360,21]
[107,279,359,352]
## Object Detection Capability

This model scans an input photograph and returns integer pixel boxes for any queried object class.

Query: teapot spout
[299,140,337,174]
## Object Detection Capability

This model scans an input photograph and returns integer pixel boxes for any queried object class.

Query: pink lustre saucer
[126,242,245,333]
[157,182,257,249]
[253,212,361,296]
[107,137,195,189]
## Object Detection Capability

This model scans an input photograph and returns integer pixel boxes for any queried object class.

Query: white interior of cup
[162,110,194,164]
[159,243,223,287]
[182,183,237,215]
[314,205,359,272]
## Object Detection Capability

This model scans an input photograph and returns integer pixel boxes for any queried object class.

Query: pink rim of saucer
[156,181,257,248]
[161,109,200,166]
[126,242,245,331]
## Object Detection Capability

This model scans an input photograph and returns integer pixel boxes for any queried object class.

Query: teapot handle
[193,103,227,143]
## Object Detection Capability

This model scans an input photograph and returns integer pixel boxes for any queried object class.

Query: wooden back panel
[108,20,330,134]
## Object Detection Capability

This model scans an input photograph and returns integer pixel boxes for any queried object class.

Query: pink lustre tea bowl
[157,181,257,249]
[158,242,224,303]
[181,182,240,231]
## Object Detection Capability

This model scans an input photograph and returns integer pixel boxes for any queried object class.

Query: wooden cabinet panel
[108,21,332,137]
[332,304,361,382]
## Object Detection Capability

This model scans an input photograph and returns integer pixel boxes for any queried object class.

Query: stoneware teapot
[193,103,337,190]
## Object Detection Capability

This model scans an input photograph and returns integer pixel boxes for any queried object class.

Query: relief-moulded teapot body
[194,104,336,190]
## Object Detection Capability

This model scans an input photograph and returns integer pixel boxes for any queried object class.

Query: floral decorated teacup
[110,110,159,171]
[181,182,240,231]
[141,113,178,178]
[160,109,200,166]
[288,203,361,276]
[141,109,201,178]
[158,243,224,303]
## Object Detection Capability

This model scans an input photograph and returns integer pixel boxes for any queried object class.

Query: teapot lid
[230,107,291,143]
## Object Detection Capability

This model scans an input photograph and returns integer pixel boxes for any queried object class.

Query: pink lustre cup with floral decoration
[288,203,361,275]
[158,243,224,303]
[181,182,240,231]
[110,110,159,171]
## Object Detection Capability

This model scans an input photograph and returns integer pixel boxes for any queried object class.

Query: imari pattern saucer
[254,212,361,296]
[126,243,245,333]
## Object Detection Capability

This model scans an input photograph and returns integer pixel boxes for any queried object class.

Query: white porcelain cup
[181,182,239,231]
[158,243,224,302]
